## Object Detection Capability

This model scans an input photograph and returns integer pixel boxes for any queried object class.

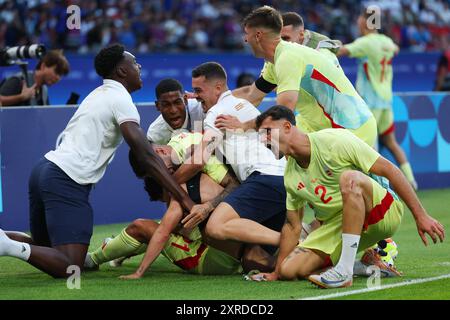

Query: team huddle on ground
[0,6,445,290]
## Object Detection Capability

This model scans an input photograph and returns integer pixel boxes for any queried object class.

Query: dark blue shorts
[224,172,286,233]
[29,158,93,246]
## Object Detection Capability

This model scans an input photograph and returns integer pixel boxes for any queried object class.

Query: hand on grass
[250,272,278,282]
[416,214,445,246]
[119,272,143,280]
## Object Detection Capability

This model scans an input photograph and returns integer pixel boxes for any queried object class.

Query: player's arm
[232,79,271,107]
[120,197,184,279]
[369,157,445,245]
[274,51,303,113]
[276,90,299,112]
[222,79,272,131]
[274,209,303,279]
[252,209,303,281]
[337,46,350,57]
[182,171,240,229]
[337,38,367,58]
[172,128,222,184]
[121,122,195,211]
[394,44,400,55]
[216,89,299,132]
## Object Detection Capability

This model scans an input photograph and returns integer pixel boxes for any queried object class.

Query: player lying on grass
[86,133,276,278]
[250,105,445,288]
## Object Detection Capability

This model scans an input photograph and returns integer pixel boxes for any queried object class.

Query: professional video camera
[0,44,46,66]
[0,44,46,101]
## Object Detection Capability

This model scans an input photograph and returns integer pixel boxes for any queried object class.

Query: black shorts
[186,172,201,205]
[29,158,93,246]
[224,171,286,232]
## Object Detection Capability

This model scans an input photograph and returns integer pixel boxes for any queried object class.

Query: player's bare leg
[380,132,417,190]
[126,219,159,243]
[206,203,280,246]
[202,229,276,273]
[308,170,374,288]
[85,219,155,269]
[0,228,88,278]
[278,247,327,280]
[5,231,35,244]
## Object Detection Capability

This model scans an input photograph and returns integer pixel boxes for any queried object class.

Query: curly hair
[94,44,125,78]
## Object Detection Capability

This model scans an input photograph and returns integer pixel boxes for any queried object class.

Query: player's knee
[280,260,303,280]
[340,170,363,199]
[126,219,146,239]
[279,260,299,280]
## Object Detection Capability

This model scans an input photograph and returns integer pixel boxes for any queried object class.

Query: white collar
[103,79,128,91]
[217,90,232,103]
[302,30,311,46]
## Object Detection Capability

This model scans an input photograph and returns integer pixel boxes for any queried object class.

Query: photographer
[0,50,69,106]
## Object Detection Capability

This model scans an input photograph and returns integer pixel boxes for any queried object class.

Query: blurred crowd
[0,0,449,53]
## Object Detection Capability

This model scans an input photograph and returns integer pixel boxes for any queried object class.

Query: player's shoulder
[310,128,353,144]
[353,34,373,45]
[101,82,134,108]
[231,95,258,116]
[170,131,198,143]
[276,41,304,59]
[148,114,167,128]
[213,91,241,109]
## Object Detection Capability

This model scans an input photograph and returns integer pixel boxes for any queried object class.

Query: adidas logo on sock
[21,245,27,253]
[350,242,358,248]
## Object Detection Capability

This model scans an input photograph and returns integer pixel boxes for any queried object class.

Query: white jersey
[204,90,286,182]
[45,79,140,185]
[146,99,205,145]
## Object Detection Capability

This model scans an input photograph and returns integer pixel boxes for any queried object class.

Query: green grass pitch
[1,188,449,300]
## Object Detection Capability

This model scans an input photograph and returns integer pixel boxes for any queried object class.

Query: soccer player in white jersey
[171,62,287,254]
[0,44,194,278]
[147,78,205,145]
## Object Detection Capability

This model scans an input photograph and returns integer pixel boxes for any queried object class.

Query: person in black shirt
[0,50,69,106]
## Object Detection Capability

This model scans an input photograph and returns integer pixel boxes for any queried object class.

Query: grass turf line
[0,188,449,300]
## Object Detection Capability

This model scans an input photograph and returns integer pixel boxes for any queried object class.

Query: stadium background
[0,0,449,232]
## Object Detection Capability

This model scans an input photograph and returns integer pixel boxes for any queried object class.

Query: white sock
[336,233,360,275]
[0,229,31,261]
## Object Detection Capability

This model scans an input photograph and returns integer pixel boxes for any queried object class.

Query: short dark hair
[236,72,255,88]
[128,149,163,202]
[282,12,304,28]
[255,105,296,129]
[155,78,184,100]
[192,62,227,81]
[242,6,282,34]
[94,44,125,79]
[36,50,70,76]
